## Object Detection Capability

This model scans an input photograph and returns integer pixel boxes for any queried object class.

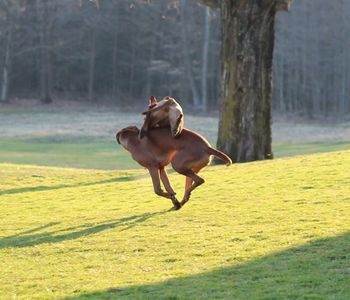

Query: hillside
[1,151,349,299]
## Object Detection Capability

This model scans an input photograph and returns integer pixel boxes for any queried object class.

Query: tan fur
[116,126,232,210]
[139,96,184,138]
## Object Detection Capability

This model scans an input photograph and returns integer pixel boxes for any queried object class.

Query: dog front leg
[148,168,180,210]
[148,168,168,198]
[139,113,151,139]
[159,167,181,210]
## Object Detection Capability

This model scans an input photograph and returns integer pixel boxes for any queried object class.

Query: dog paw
[170,204,182,211]
[171,199,182,210]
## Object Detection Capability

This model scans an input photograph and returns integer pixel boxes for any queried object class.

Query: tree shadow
[62,231,350,299]
[0,210,169,249]
[0,174,145,196]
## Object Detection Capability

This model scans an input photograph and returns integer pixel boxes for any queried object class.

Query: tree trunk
[127,30,138,99]
[36,0,52,104]
[1,27,12,102]
[180,0,200,108]
[216,0,278,162]
[111,3,120,102]
[88,27,96,102]
[111,30,119,100]
[201,7,211,111]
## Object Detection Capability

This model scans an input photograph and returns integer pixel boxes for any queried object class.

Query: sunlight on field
[1,106,350,170]
[1,151,349,299]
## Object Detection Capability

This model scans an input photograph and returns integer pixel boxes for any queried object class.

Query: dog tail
[207,147,232,166]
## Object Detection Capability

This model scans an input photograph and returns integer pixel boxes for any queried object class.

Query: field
[0,102,350,299]
[1,101,350,169]
[1,151,350,299]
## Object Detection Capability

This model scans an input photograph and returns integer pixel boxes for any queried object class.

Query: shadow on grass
[0,210,169,249]
[63,232,350,300]
[0,174,146,196]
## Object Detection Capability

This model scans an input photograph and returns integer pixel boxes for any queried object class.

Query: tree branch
[197,0,221,9]
[276,0,293,11]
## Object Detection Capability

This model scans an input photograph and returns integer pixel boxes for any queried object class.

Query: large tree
[199,0,292,162]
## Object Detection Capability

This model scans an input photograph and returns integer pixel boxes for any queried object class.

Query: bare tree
[36,0,52,103]
[201,7,210,111]
[0,0,18,102]
[1,21,12,102]
[180,0,200,108]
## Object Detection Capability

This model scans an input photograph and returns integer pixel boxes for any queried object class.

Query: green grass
[1,104,349,170]
[1,136,350,170]
[1,151,349,299]
[0,137,139,170]
[274,141,350,158]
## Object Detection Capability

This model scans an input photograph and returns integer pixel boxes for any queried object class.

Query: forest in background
[1,0,350,119]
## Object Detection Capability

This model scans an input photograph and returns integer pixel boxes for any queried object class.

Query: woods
[0,0,221,109]
[1,0,349,119]
[273,0,350,119]
[0,0,346,115]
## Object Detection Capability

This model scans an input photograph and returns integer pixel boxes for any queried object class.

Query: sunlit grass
[1,104,350,170]
[274,141,350,158]
[1,151,349,299]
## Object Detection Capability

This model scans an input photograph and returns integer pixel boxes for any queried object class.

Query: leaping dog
[117,126,232,210]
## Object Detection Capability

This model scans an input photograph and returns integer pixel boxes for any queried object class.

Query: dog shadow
[0,210,170,249]
[0,175,147,196]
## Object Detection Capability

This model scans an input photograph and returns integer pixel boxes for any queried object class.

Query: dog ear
[149,96,157,107]
[142,96,158,115]
[116,132,121,144]
[142,96,159,114]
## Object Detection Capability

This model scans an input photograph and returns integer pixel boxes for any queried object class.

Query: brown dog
[139,96,184,139]
[117,126,232,210]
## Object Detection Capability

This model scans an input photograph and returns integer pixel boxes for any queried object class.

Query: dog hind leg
[172,166,204,207]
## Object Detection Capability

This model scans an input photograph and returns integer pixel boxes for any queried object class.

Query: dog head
[116,126,140,145]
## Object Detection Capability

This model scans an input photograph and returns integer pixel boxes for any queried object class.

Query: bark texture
[216,0,277,162]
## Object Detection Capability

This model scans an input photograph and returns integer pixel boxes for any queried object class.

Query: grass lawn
[274,141,350,159]
[1,151,349,299]
[1,103,350,170]
[0,137,139,170]
[1,136,350,170]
